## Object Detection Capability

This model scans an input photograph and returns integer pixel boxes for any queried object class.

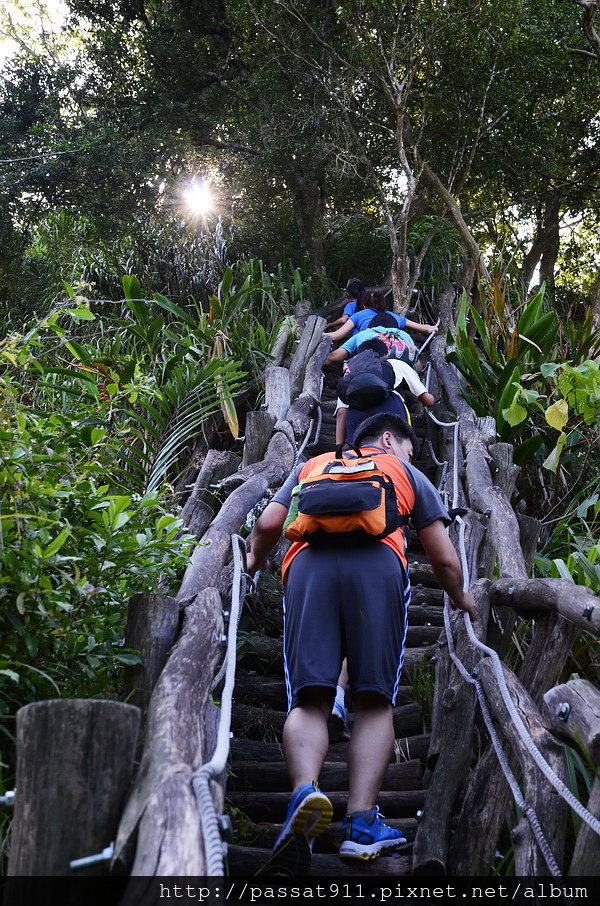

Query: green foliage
[535,499,600,596]
[0,371,195,714]
[0,259,287,725]
[324,219,392,287]
[447,282,600,515]
[10,211,232,316]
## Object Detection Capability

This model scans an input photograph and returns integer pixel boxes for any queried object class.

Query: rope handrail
[192,533,249,876]
[421,358,593,873]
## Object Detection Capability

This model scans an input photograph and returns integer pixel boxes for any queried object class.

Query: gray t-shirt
[272,447,449,530]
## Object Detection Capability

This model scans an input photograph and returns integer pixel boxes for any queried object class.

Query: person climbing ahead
[327,277,365,329]
[333,336,435,444]
[327,290,438,342]
[246,413,476,872]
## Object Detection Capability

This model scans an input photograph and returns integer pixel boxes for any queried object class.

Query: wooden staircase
[225,376,447,877]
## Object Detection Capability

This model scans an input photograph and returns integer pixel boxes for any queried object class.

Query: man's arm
[335,406,347,444]
[246,501,289,574]
[404,319,437,335]
[325,346,350,366]
[326,319,355,344]
[417,519,476,617]
[327,313,350,329]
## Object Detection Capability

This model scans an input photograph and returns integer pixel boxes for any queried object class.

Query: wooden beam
[177,474,268,602]
[288,314,327,400]
[544,677,600,876]
[544,678,600,763]
[114,588,222,878]
[219,430,295,495]
[263,366,291,422]
[478,657,567,876]
[243,410,276,467]
[491,578,600,639]
[413,580,491,876]
[124,593,181,721]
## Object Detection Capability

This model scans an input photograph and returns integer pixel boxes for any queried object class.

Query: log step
[234,672,415,712]
[231,816,418,851]
[237,637,437,677]
[228,759,422,793]
[227,844,411,876]
[230,733,431,765]
[231,701,423,741]
[226,789,425,823]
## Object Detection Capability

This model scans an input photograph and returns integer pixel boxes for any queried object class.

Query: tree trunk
[420,162,490,283]
[521,194,561,289]
[288,167,326,267]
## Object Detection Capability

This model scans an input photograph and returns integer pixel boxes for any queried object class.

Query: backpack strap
[366,450,411,527]
[335,442,362,459]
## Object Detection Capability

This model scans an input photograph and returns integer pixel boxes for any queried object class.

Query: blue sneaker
[268,782,333,875]
[340,806,407,860]
[328,699,351,742]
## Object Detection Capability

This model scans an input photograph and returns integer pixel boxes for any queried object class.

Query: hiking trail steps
[225,379,444,877]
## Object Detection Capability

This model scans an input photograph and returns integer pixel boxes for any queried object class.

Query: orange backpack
[283,445,408,546]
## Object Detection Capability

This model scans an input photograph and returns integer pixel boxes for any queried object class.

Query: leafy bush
[0,373,195,720]
[447,283,600,515]
[0,262,288,726]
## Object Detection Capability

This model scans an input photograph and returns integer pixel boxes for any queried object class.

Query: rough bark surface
[413,581,490,876]
[491,578,600,638]
[124,593,181,720]
[177,474,268,601]
[114,588,223,878]
[479,658,567,876]
[8,700,139,877]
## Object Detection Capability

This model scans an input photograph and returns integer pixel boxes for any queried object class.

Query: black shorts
[282,544,410,709]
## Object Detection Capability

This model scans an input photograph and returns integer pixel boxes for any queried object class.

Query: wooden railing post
[7,700,139,877]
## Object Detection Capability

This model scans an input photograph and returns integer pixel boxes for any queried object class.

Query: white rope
[443,604,563,876]
[192,534,249,875]
[425,367,599,872]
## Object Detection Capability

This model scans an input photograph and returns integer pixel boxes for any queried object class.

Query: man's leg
[346,691,394,813]
[283,686,332,789]
[340,690,406,859]
[269,687,333,873]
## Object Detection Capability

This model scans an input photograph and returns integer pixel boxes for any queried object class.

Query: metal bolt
[484,508,492,517]
[556,702,570,721]
[429,656,438,665]
[582,604,594,621]
[219,634,227,643]
[218,814,234,841]
[0,790,15,807]
[507,586,516,596]
[416,810,424,820]
[471,667,480,679]
[223,610,230,619]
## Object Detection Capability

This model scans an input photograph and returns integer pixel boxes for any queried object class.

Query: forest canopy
[0,0,599,310]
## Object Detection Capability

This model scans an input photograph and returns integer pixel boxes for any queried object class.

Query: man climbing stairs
[224,381,448,877]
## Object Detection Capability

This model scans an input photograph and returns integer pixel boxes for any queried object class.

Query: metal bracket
[70,842,114,871]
